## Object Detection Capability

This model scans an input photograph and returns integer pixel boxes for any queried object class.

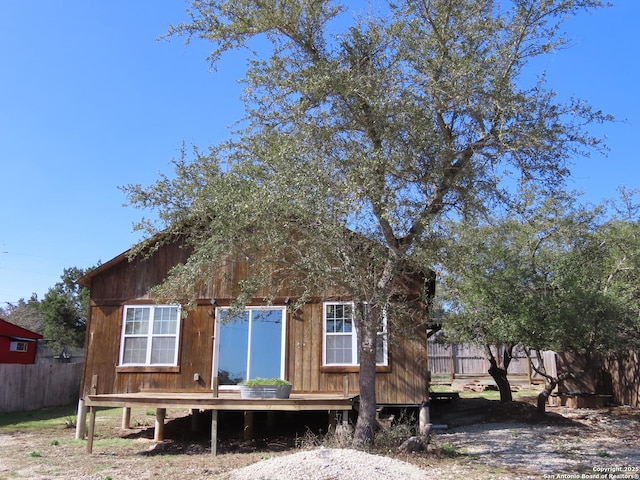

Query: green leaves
[440,188,640,356]
[40,266,92,350]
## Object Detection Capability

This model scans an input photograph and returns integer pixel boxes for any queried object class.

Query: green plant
[597,450,611,458]
[29,450,42,458]
[373,411,416,450]
[440,443,460,458]
[64,416,77,429]
[145,409,155,416]
[239,378,291,386]
[50,439,60,446]
[133,417,153,427]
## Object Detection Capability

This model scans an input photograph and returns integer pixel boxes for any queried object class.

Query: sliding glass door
[214,306,286,386]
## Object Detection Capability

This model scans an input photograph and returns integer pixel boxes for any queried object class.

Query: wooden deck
[81,391,356,455]
[85,391,355,410]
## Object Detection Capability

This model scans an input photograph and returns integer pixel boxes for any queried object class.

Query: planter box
[240,384,292,399]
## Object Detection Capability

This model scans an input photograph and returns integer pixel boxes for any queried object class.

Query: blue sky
[0,1,638,305]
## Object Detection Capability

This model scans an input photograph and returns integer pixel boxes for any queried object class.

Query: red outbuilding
[0,318,43,364]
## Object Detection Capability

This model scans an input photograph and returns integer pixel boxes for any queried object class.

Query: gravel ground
[223,404,640,480]
[438,411,640,478]
[226,448,432,480]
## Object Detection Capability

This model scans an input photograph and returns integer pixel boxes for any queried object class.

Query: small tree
[440,189,640,411]
[127,0,609,444]
[40,267,91,352]
[2,294,45,334]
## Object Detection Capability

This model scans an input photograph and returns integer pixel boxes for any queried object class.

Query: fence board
[0,363,82,413]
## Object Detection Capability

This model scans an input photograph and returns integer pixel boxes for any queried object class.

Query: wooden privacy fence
[0,362,82,413]
[603,351,640,408]
[428,339,556,383]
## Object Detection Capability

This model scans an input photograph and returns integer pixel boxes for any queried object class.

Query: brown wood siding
[286,301,429,404]
[82,303,215,398]
[81,240,431,405]
[82,305,121,397]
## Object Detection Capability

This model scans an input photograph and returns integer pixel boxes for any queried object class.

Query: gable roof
[77,231,178,288]
[77,230,436,303]
[76,250,128,288]
[0,318,43,340]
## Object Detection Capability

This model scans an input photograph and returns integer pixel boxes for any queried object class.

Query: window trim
[322,301,388,368]
[118,304,181,368]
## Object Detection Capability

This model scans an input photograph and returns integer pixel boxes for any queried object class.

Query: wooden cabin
[77,237,434,412]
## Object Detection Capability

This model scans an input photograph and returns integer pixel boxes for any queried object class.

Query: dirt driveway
[0,399,638,479]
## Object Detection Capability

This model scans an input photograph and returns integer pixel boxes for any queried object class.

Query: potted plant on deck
[239,378,292,399]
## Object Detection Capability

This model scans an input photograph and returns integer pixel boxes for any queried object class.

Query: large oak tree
[125,0,609,445]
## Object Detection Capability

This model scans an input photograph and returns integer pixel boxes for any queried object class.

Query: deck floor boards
[85,391,355,411]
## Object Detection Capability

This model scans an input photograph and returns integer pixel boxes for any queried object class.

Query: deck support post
[154,408,166,442]
[191,409,200,432]
[211,376,219,456]
[341,409,350,425]
[211,410,218,456]
[266,411,276,431]
[328,410,337,433]
[86,406,97,453]
[121,407,131,429]
[243,411,254,440]
[75,398,87,440]
[419,401,430,435]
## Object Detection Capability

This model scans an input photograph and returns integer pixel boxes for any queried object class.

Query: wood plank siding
[79,239,431,406]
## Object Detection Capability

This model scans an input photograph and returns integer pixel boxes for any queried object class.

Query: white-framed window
[9,341,28,352]
[322,302,388,367]
[119,305,181,366]
[214,306,287,386]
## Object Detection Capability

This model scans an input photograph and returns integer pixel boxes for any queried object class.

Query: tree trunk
[485,345,513,403]
[353,307,378,447]
[537,378,557,414]
[488,364,513,403]
[525,349,572,415]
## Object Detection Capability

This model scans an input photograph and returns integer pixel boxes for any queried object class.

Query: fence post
[449,345,456,383]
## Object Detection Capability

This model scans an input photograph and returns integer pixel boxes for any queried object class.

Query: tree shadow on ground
[430,396,587,429]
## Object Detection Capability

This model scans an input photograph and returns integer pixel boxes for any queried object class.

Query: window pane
[153,306,178,334]
[326,335,352,364]
[151,337,176,364]
[326,304,335,318]
[123,337,147,364]
[376,333,386,364]
[342,317,352,333]
[125,307,149,335]
[249,309,283,379]
[326,303,352,333]
[217,311,250,385]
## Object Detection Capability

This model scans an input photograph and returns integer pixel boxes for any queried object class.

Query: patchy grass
[431,383,543,402]
[0,405,153,435]
[0,405,79,432]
